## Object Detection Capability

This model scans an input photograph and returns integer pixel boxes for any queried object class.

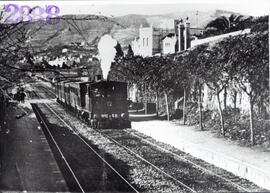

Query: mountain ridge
[25,9,248,61]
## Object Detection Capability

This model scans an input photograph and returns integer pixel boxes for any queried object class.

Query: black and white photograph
[0,0,269,192]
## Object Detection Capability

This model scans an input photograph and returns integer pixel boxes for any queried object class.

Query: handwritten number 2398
[5,4,60,25]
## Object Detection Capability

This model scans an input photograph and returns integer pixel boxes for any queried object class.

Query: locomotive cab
[88,81,130,129]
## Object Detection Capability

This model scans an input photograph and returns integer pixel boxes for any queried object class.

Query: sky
[1,0,269,17]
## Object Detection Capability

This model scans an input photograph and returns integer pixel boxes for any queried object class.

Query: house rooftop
[161,33,175,40]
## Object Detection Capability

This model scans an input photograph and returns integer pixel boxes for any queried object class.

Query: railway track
[99,129,267,193]
[34,83,56,99]
[43,102,263,193]
[31,84,197,192]
[31,82,267,193]
[125,130,267,192]
[32,103,140,193]
[30,85,140,192]
[42,102,197,192]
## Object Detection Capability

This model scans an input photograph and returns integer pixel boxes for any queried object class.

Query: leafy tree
[144,57,174,117]
[183,44,210,130]
[114,42,124,59]
[230,32,269,145]
[107,22,268,146]
[250,16,269,33]
[126,44,134,58]
[206,14,244,32]
[202,44,231,136]
[172,53,192,125]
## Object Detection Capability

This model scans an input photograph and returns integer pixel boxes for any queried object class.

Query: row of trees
[109,28,269,145]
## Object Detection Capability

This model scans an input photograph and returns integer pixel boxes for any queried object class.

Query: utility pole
[196,10,199,29]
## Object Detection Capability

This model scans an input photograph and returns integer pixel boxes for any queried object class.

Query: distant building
[132,25,173,57]
[160,18,192,55]
[176,18,191,52]
[131,37,140,56]
[161,33,177,55]
[132,18,205,57]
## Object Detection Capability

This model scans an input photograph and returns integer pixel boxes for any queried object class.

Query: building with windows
[161,33,177,55]
[132,18,205,57]
[131,25,173,57]
[160,18,191,55]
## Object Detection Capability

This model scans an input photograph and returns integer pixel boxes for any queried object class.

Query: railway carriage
[55,79,131,129]
[67,81,92,117]
[69,81,92,110]
[56,79,78,105]
[68,82,79,110]
[58,80,68,103]
[64,82,71,107]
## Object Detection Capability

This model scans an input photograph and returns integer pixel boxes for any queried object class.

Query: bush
[185,104,270,149]
[185,102,213,127]
[251,22,269,33]
[185,102,199,125]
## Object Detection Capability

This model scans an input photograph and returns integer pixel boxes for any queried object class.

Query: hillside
[24,9,245,61]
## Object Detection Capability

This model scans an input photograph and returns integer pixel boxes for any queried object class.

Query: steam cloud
[97,34,117,79]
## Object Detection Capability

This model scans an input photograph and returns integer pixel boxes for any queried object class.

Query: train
[55,78,131,129]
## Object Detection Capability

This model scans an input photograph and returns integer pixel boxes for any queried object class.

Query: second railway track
[32,103,140,193]
[99,129,266,193]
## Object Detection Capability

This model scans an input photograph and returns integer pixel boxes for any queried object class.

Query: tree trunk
[223,86,227,110]
[183,88,186,125]
[145,102,148,115]
[198,86,203,130]
[258,97,261,115]
[164,92,170,121]
[144,84,147,115]
[217,91,225,136]
[156,92,159,117]
[233,90,237,109]
[249,95,255,145]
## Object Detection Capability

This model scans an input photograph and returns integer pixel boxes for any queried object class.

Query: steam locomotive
[55,78,131,129]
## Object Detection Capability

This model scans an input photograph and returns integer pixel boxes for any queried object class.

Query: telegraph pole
[196,10,198,29]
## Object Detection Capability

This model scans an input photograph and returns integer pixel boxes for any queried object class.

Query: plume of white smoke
[97,34,117,79]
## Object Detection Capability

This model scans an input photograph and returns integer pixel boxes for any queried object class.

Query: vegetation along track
[32,103,140,193]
